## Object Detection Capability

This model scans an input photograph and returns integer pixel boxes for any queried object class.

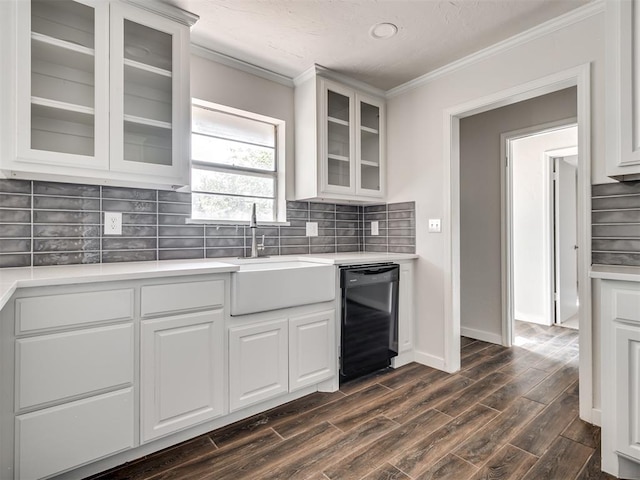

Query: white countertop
[590,265,640,282]
[0,252,418,310]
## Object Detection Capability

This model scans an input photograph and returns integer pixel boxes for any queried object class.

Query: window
[190,99,285,223]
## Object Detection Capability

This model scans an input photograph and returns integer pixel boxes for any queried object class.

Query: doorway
[506,124,579,341]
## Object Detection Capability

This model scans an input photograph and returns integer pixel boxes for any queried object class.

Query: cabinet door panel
[16,388,133,480]
[141,310,225,442]
[17,323,133,410]
[229,319,288,411]
[356,94,385,197]
[615,323,640,460]
[289,310,336,391]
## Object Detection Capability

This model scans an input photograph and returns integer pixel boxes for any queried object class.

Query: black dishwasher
[340,263,399,383]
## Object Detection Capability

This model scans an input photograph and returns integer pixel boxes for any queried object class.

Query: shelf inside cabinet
[32,33,95,73]
[328,154,349,162]
[31,0,95,49]
[328,116,349,127]
[124,115,171,130]
[360,160,379,167]
[32,97,95,122]
[31,102,95,156]
[360,125,379,135]
[124,121,172,166]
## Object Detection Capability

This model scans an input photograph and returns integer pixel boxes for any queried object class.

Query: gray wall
[459,87,577,341]
[0,179,415,268]
[592,181,640,266]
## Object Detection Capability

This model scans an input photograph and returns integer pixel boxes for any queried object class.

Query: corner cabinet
[606,0,640,181]
[600,278,640,479]
[294,68,386,202]
[0,0,196,189]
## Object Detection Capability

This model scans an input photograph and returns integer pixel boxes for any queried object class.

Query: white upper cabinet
[606,0,640,180]
[1,0,196,189]
[295,67,386,202]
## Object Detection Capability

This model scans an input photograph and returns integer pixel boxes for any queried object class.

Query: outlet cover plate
[306,222,318,237]
[428,218,441,233]
[104,212,122,235]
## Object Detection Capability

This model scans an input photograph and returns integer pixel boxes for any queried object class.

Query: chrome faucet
[249,203,265,258]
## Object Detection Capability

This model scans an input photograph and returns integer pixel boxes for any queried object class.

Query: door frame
[443,63,594,423]
[501,124,577,344]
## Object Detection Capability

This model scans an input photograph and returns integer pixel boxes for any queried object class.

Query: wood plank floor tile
[575,441,617,480]
[214,422,340,480]
[91,436,216,480]
[461,337,476,347]
[273,384,391,438]
[323,409,452,480]
[208,390,344,447]
[390,404,499,478]
[532,342,579,372]
[260,416,398,480]
[383,375,475,424]
[380,364,449,391]
[480,368,549,411]
[510,391,579,457]
[454,397,545,467]
[461,339,494,358]
[436,371,512,417]
[521,436,593,480]
[147,428,285,480]
[469,444,538,480]
[524,360,579,405]
[415,453,478,480]
[562,416,601,449]
[361,463,412,480]
[340,363,427,395]
[461,349,526,381]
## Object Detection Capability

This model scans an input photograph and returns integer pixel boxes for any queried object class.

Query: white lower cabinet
[229,318,289,412]
[601,279,640,478]
[289,310,336,391]
[228,306,337,412]
[141,309,225,442]
[16,388,134,480]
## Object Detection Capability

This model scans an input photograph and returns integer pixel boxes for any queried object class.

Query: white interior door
[554,155,579,324]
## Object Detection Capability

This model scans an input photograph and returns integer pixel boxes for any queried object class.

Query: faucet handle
[258,234,266,251]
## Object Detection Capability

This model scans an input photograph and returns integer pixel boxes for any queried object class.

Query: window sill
[186,218,291,227]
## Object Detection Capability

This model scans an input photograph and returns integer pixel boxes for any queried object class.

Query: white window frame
[189,99,287,224]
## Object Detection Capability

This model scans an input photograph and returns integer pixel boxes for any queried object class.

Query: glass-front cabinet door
[356,95,384,197]
[109,2,189,183]
[16,0,109,169]
[322,80,355,194]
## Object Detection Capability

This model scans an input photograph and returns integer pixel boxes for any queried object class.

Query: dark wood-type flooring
[89,321,617,480]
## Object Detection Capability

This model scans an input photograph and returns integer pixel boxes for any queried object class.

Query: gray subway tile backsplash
[0,179,416,268]
[592,181,640,266]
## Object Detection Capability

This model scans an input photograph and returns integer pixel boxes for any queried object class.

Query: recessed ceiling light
[369,22,398,40]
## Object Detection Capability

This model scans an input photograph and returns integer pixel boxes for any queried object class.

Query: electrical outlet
[428,218,441,233]
[306,222,318,237]
[371,221,379,236]
[104,212,122,235]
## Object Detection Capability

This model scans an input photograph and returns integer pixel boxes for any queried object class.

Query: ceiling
[170,0,592,91]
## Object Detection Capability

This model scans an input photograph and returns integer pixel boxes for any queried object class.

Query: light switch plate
[428,218,441,233]
[104,212,122,235]
[371,221,379,236]
[306,222,318,237]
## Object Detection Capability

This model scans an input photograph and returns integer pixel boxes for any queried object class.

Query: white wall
[458,90,577,343]
[385,10,605,380]
[512,127,578,326]
[190,53,296,198]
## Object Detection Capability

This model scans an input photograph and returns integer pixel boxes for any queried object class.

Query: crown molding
[294,64,386,97]
[190,44,295,88]
[121,0,199,27]
[385,0,605,98]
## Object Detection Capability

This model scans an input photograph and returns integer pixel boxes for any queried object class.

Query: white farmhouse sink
[230,260,335,315]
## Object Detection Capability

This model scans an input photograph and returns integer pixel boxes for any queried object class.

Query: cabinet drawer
[16,289,134,333]
[141,280,224,317]
[16,324,133,410]
[16,388,134,480]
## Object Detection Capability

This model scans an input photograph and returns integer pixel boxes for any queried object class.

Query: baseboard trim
[460,327,503,345]
[591,408,602,427]
[414,350,447,371]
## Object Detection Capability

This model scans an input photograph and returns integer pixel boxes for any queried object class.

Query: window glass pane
[192,134,275,171]
[192,169,274,198]
[192,193,274,222]
[193,106,275,148]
